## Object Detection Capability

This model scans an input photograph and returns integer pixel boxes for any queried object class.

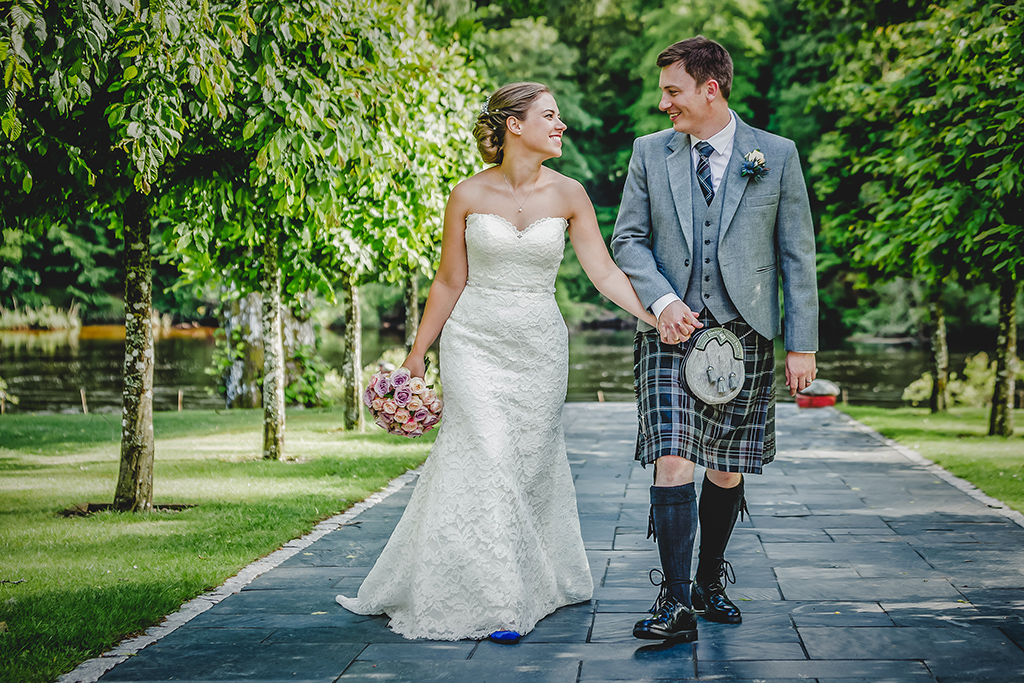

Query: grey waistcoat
[683,160,741,324]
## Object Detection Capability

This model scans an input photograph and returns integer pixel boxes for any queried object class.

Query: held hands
[658,300,703,345]
[785,351,816,397]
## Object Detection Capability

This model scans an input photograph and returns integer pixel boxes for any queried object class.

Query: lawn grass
[0,408,434,683]
[839,405,1024,514]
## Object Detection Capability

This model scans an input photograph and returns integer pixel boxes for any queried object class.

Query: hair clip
[480,95,492,116]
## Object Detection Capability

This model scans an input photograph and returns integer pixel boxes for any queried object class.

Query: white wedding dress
[336,213,594,640]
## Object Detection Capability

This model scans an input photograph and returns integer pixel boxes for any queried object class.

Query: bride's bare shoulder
[450,169,499,204]
[544,169,587,205]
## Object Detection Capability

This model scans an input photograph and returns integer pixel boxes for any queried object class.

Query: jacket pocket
[745,194,779,208]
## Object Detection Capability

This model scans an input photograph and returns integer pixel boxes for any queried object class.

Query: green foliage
[284,344,333,407]
[169,0,483,298]
[813,0,1024,288]
[1,219,122,317]
[904,352,1024,408]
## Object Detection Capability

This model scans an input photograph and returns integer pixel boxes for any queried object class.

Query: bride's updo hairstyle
[473,82,551,165]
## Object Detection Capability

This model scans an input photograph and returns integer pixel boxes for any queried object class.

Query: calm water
[0,326,949,414]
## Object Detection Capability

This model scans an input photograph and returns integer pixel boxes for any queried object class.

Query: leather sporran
[681,328,745,405]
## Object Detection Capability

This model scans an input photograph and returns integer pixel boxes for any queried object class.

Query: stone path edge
[56,467,423,683]
[833,407,1024,529]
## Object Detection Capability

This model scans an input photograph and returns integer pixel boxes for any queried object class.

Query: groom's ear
[704,79,723,102]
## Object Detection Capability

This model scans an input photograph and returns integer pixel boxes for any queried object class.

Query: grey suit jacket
[611,114,818,352]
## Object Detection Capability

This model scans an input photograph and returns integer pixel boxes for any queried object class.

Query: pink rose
[371,397,384,412]
[382,399,398,415]
[374,415,391,430]
[401,420,419,432]
[429,398,442,413]
[393,385,412,407]
[406,396,424,412]
[363,387,376,407]
[408,377,427,395]
[423,413,440,427]
[375,374,391,397]
[413,408,430,422]
[406,428,424,437]
[393,408,410,423]
[391,368,411,388]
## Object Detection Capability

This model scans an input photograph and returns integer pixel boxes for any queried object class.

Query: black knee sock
[649,483,697,606]
[696,473,745,585]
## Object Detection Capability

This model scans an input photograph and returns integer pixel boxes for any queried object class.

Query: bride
[336,82,659,641]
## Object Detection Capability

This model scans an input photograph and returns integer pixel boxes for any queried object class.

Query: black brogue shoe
[692,579,742,624]
[633,592,698,641]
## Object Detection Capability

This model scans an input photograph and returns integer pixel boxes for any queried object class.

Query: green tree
[169,0,482,441]
[814,0,1023,431]
[2,0,236,510]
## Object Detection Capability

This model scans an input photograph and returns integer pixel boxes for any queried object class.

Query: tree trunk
[928,286,949,413]
[225,292,264,409]
[262,227,285,459]
[404,270,419,352]
[114,192,155,512]
[341,272,364,431]
[989,278,1018,437]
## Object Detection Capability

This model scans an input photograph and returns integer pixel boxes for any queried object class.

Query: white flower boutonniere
[740,149,769,181]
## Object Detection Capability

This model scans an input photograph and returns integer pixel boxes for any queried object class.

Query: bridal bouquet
[365,367,442,438]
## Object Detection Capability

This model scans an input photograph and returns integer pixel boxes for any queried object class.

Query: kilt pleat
[633,319,776,474]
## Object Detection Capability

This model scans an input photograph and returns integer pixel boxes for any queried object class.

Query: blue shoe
[488,630,521,643]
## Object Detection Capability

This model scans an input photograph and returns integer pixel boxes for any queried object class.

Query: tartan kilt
[633,319,776,474]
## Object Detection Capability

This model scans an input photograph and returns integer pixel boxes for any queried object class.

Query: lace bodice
[465,213,567,292]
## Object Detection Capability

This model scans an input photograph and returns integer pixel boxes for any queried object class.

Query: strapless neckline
[466,213,568,238]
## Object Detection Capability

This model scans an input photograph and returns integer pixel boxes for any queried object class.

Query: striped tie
[695,141,715,205]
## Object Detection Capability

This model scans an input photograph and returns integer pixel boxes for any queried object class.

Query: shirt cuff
[651,293,681,321]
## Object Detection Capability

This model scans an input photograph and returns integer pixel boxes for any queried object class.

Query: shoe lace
[647,568,690,614]
[718,559,736,587]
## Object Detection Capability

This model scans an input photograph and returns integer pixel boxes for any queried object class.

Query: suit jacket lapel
[720,116,757,240]
[665,131,693,254]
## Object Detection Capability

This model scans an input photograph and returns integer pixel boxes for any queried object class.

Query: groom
[611,36,818,641]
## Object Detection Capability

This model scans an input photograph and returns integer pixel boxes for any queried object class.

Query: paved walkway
[86,404,1024,682]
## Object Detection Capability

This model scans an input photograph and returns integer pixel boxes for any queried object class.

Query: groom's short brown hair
[657,36,733,100]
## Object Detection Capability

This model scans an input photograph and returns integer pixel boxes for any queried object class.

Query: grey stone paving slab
[85,403,1024,683]
[799,625,1024,678]
[338,660,581,681]
[354,642,476,660]
[695,659,935,680]
[99,642,362,681]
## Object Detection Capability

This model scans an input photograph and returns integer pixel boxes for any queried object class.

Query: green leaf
[243,120,256,140]
[123,65,139,81]
[22,171,32,194]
